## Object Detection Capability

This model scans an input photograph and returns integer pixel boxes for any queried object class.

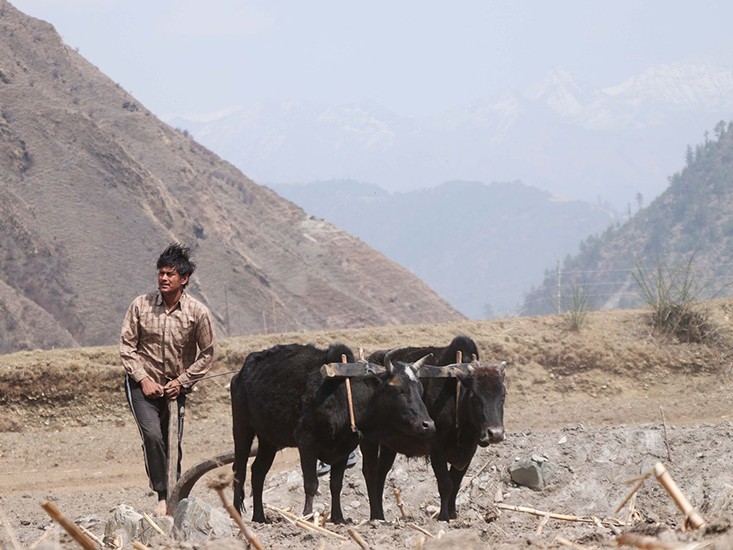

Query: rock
[509,456,555,490]
[173,496,234,542]
[104,505,174,546]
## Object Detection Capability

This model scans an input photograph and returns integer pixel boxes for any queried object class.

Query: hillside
[523,120,733,315]
[0,1,462,354]
[269,180,618,318]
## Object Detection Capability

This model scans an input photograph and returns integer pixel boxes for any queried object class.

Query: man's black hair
[157,243,196,286]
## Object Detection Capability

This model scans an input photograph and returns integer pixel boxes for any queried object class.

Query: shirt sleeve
[176,305,216,388]
[119,297,149,383]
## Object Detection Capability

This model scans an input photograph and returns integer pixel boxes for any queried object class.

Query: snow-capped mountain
[166,64,733,209]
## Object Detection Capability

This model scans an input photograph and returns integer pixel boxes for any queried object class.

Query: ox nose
[480,425,505,446]
[421,419,436,436]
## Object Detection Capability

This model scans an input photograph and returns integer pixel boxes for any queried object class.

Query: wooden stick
[406,523,434,538]
[40,501,98,550]
[342,354,357,432]
[0,509,22,550]
[29,528,54,550]
[455,351,462,428]
[615,470,653,514]
[142,512,170,540]
[166,397,180,516]
[266,505,349,541]
[615,532,677,549]
[652,462,706,530]
[347,527,370,549]
[76,523,105,547]
[496,504,624,526]
[209,481,265,550]
[393,487,410,520]
[456,457,493,498]
[132,542,151,550]
[555,537,591,549]
[535,512,550,536]
[660,407,672,462]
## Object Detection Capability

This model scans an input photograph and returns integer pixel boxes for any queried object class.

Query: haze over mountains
[0,1,462,353]
[167,63,733,209]
[269,180,618,318]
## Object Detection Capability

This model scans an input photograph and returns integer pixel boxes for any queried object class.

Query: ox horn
[383,348,398,374]
[411,353,433,374]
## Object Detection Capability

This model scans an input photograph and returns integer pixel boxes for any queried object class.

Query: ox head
[363,352,436,453]
[456,361,506,446]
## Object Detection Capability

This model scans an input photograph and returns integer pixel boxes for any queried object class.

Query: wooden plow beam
[167,445,258,515]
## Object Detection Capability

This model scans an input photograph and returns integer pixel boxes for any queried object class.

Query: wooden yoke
[320,353,484,434]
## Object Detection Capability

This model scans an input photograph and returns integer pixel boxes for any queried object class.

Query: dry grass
[2,299,733,431]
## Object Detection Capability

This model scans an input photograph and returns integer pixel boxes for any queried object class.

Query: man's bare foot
[154,499,167,517]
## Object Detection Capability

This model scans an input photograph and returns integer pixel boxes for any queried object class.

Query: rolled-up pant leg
[125,375,186,500]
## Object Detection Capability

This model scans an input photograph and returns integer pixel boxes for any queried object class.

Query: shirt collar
[156,290,186,310]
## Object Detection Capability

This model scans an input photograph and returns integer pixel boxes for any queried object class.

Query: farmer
[120,243,216,516]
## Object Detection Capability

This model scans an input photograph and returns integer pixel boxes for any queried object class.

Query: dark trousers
[125,375,186,500]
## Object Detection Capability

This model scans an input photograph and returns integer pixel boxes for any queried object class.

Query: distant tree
[636,192,644,211]
[714,120,726,140]
[685,145,694,167]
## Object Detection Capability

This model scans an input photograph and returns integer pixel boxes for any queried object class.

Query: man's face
[157,266,189,296]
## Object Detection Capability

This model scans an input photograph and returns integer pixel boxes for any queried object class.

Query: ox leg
[231,430,255,514]
[447,465,470,520]
[361,441,397,520]
[250,441,278,523]
[327,458,349,524]
[298,445,321,519]
[231,401,255,515]
[429,450,453,522]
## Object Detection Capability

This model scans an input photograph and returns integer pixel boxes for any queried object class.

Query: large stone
[103,504,173,547]
[173,496,234,542]
[509,456,554,490]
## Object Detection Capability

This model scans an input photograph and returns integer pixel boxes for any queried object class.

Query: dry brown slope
[2,299,732,432]
[0,0,463,352]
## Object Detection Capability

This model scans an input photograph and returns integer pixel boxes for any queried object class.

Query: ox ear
[490,360,507,380]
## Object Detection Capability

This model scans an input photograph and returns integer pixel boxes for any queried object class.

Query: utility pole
[557,260,562,315]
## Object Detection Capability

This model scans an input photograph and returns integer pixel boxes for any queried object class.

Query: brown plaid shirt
[120,291,216,388]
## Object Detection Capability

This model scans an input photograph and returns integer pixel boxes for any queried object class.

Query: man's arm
[174,305,216,389]
[120,299,146,379]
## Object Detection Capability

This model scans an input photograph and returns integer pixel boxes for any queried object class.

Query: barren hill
[0,1,462,353]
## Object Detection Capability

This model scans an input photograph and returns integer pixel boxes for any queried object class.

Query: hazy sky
[10,1,733,118]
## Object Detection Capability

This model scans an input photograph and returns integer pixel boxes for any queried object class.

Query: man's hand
[164,379,183,399]
[140,377,165,399]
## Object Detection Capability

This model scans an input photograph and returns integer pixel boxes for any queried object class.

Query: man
[120,243,216,516]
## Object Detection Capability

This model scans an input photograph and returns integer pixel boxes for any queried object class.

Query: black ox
[363,335,506,521]
[230,343,435,523]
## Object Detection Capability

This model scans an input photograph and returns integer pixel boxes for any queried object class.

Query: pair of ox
[230,336,506,524]
[230,343,435,524]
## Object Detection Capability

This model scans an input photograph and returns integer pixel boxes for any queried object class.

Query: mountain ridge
[0,0,463,353]
[168,62,733,208]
